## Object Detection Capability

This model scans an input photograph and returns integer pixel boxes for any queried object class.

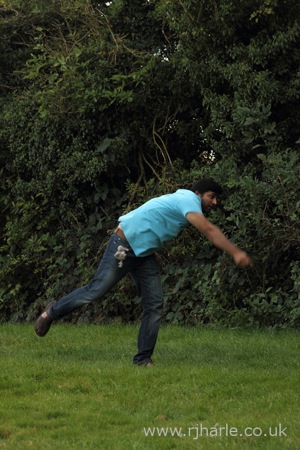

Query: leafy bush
[0,0,299,327]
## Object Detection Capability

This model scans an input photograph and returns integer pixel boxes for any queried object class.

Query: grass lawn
[0,324,299,449]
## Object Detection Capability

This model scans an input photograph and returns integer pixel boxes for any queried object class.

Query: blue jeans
[48,233,163,365]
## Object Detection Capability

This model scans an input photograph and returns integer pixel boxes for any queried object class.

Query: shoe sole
[34,302,54,337]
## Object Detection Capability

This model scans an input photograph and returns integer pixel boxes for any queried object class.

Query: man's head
[190,178,223,215]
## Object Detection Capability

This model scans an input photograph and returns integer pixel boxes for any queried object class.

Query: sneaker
[144,360,155,367]
[34,302,54,337]
[135,359,155,367]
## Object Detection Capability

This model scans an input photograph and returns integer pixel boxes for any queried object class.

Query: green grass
[0,324,299,449]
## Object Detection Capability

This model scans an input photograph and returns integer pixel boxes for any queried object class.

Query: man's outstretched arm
[186,212,252,268]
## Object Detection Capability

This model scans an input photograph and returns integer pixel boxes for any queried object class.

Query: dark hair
[190,178,223,196]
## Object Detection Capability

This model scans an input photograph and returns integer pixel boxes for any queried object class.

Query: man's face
[197,190,219,215]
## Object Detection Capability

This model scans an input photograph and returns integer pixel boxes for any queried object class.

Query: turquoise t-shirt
[118,189,202,256]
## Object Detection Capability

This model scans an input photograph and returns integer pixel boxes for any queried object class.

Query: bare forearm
[203,225,239,257]
[186,212,252,267]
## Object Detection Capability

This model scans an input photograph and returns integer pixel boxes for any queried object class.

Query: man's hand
[232,250,252,268]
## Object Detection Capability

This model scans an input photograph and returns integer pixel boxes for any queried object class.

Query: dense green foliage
[1,0,299,326]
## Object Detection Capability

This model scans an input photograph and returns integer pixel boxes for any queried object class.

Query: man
[35,179,252,366]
